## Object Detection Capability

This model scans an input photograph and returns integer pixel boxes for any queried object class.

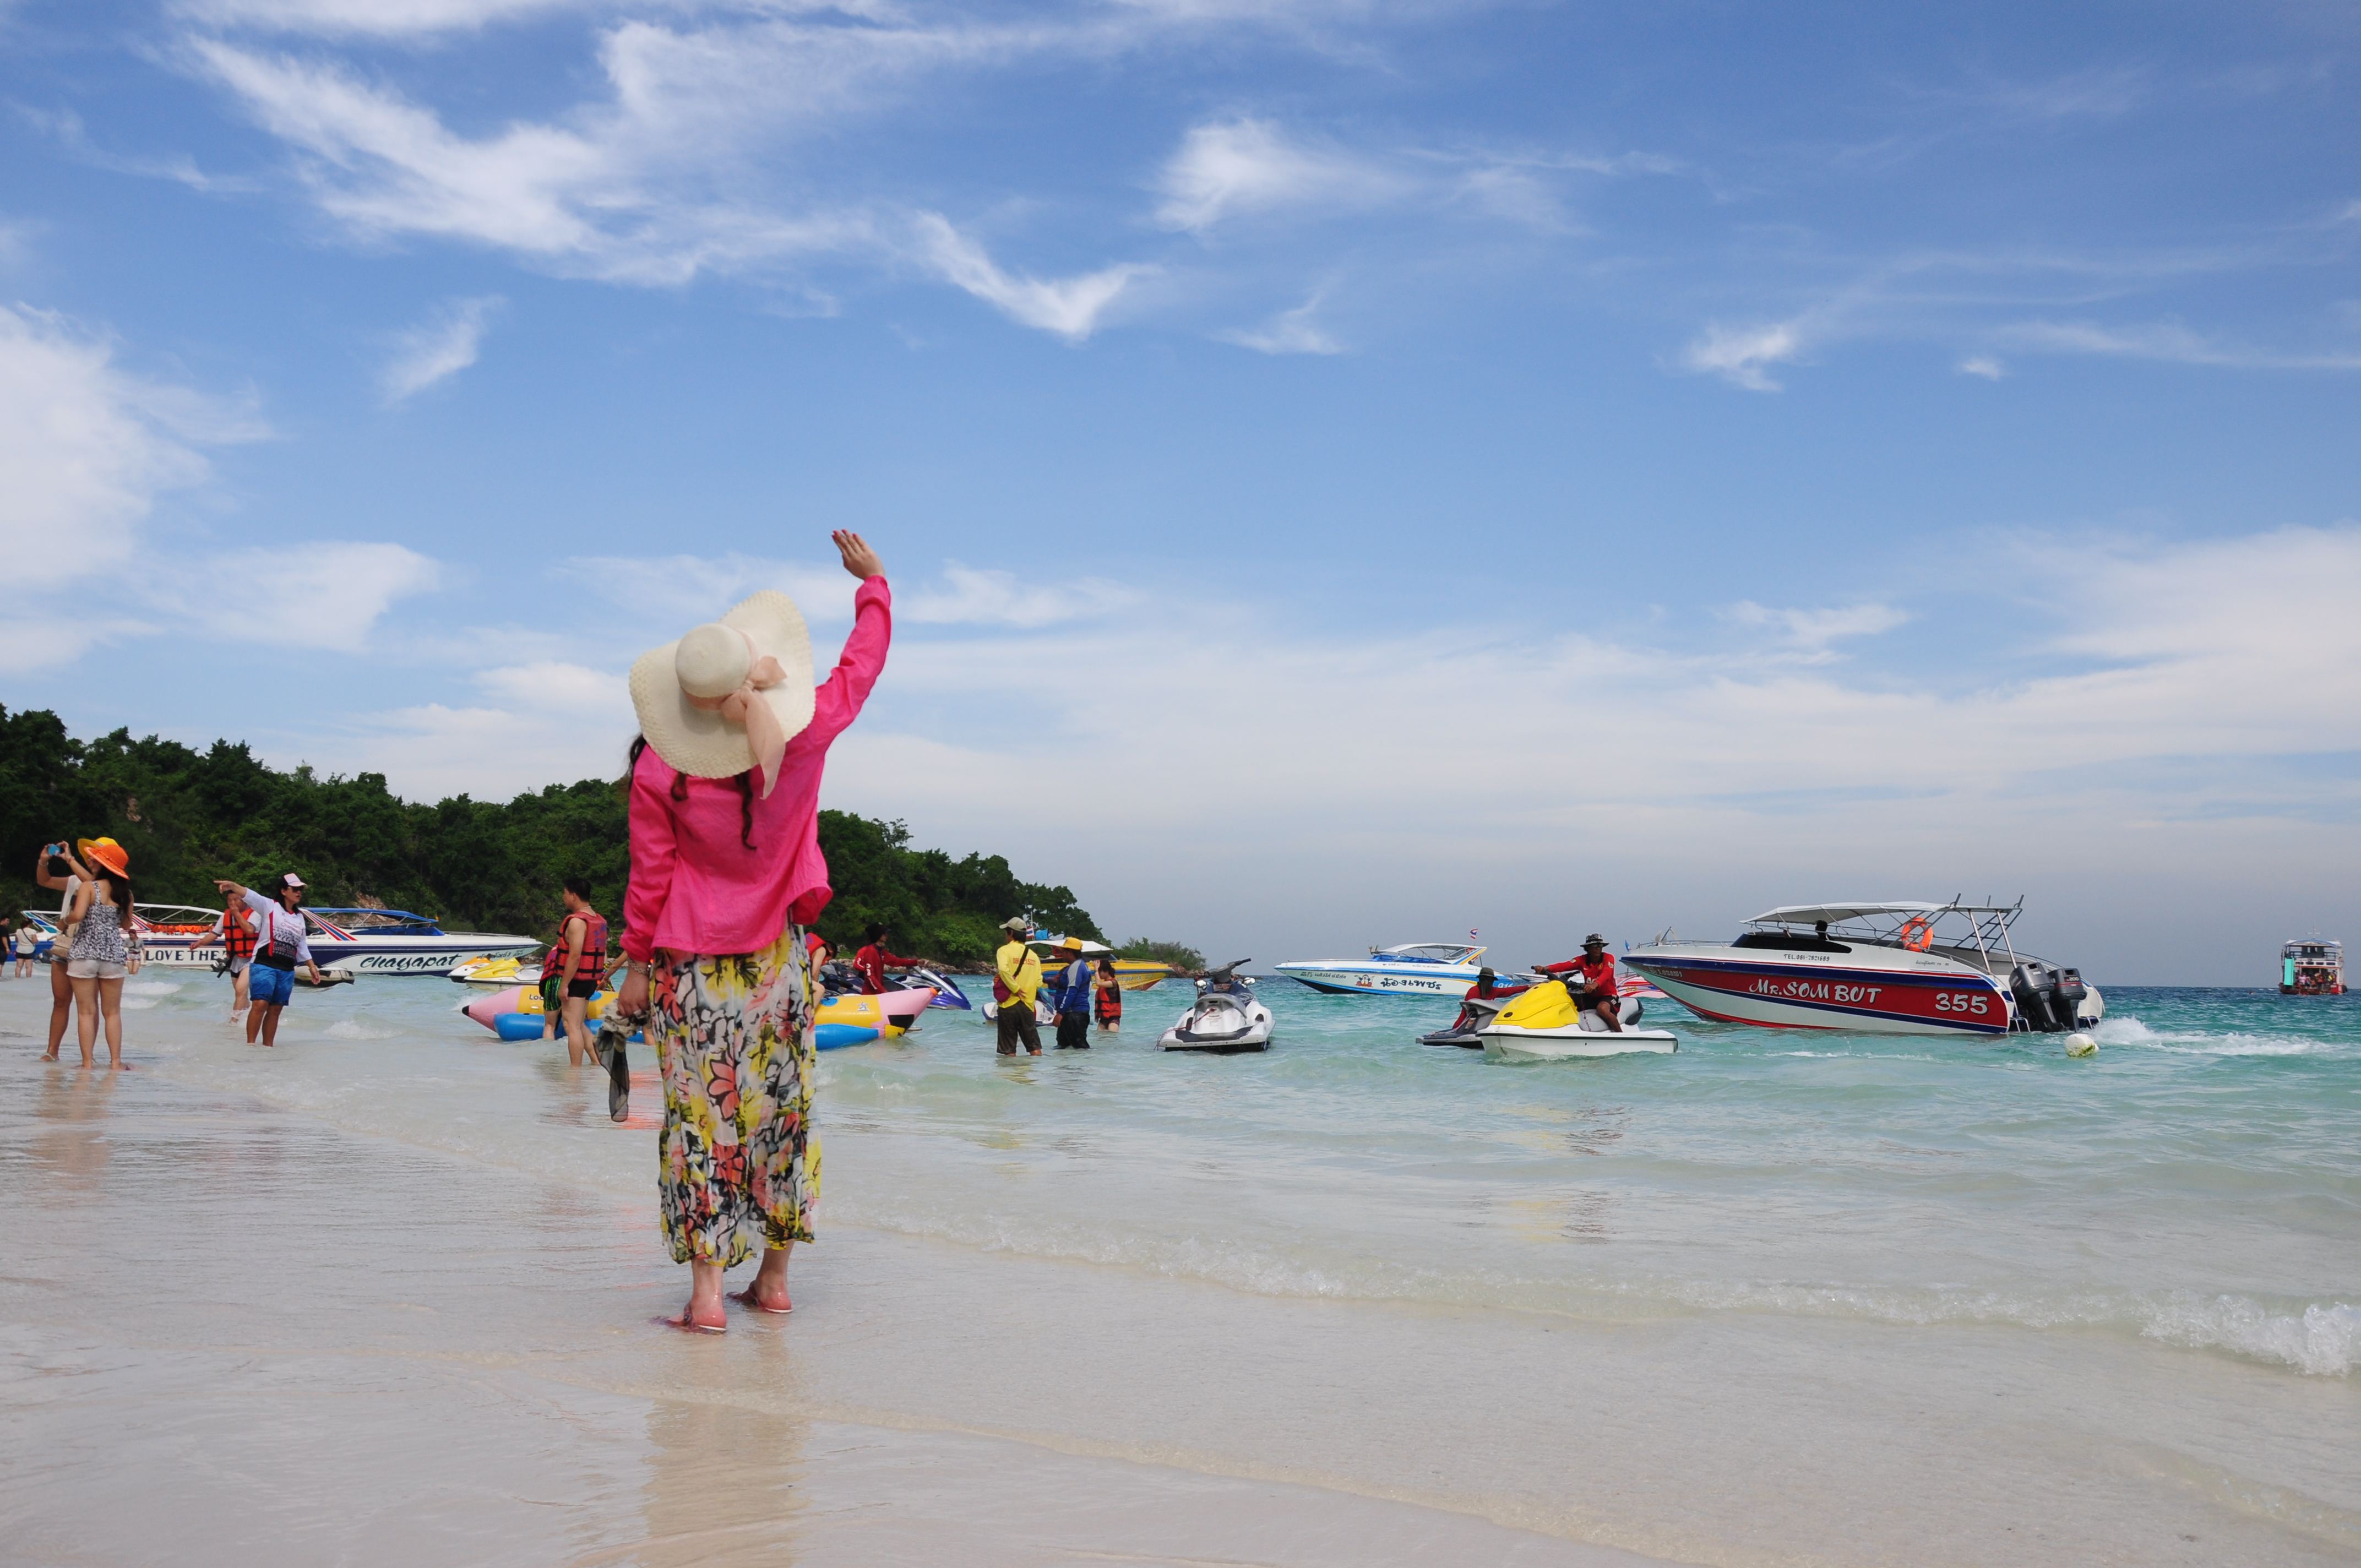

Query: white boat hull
[1479,1027,1679,1060]
[1277,962,1493,997]
[134,933,539,976]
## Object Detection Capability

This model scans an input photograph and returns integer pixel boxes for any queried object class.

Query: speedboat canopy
[1368,943,1486,965]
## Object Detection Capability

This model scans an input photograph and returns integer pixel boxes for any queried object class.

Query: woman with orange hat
[617,529,890,1334]
[62,837,142,1070]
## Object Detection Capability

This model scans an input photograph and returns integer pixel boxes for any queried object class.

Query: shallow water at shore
[3,972,2355,1564]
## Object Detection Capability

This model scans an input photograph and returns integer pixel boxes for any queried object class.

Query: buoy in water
[2064,1033,2097,1058]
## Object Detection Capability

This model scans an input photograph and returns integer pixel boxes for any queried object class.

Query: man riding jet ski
[1537,934,1627,1033]
[1419,967,1532,1048]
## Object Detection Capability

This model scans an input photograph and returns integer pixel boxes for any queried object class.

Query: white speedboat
[1477,981,1678,1059]
[50,903,541,976]
[1278,943,1517,998]
[1622,901,2103,1038]
[1159,966,1273,1053]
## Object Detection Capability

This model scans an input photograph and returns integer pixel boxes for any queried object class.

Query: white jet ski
[1160,963,1273,1053]
[1418,983,1532,1048]
[1478,981,1677,1060]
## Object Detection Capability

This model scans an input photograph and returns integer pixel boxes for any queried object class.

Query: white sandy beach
[3,976,2355,1567]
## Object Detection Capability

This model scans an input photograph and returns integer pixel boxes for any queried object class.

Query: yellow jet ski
[1478,981,1677,1059]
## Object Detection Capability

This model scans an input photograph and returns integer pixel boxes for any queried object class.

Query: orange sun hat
[76,837,129,878]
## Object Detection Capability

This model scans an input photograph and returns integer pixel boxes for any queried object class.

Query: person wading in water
[209,900,258,1020]
[616,529,890,1334]
[63,838,142,1070]
[1049,936,1094,1049]
[549,878,609,1068]
[34,841,94,1061]
[214,874,325,1046]
[993,917,1043,1056]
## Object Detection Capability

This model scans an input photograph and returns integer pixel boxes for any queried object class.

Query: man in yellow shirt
[994,916,1043,1057]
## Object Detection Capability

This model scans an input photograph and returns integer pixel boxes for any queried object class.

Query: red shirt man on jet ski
[1538,934,1624,1033]
[855,922,922,995]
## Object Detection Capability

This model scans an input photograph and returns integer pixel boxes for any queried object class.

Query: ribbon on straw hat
[629,591,814,798]
[77,837,129,878]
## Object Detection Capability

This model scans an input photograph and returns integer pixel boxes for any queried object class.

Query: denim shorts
[250,963,297,1008]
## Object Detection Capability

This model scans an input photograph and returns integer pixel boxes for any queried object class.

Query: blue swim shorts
[250,963,296,1008]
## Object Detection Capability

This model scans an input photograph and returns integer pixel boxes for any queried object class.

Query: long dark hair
[94,870,135,929]
[629,736,756,851]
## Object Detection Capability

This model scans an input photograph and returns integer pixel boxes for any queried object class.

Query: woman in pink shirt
[617,530,889,1333]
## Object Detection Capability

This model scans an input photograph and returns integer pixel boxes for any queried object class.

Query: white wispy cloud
[381,295,503,403]
[184,543,444,649]
[16,105,259,193]
[1957,355,2006,379]
[1154,117,1413,233]
[172,0,590,33]
[0,300,446,663]
[1153,116,1669,236]
[567,554,1134,631]
[0,304,257,589]
[1219,290,1341,354]
[911,215,1149,341]
[564,552,856,627]
[183,29,1162,336]
[1682,319,1807,391]
[1725,601,1911,655]
[1999,318,2361,371]
[475,660,629,716]
[900,564,1138,627]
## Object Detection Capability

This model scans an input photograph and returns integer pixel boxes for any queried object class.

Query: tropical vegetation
[0,708,1100,963]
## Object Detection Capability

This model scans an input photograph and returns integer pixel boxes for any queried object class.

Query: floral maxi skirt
[648,928,820,1267]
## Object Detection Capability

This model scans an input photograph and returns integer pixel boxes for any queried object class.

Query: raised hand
[833,529,884,581]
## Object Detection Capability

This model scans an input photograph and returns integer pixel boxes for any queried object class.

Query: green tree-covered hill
[0,708,1098,963]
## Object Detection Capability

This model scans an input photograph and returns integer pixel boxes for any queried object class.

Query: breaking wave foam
[2095,1016,2342,1057]
[834,1195,2357,1377]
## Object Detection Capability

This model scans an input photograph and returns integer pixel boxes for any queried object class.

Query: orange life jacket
[559,910,608,984]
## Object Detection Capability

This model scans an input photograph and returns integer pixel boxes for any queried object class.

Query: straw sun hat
[629,590,814,797]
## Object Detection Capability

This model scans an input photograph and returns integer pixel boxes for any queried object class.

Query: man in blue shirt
[1050,937,1095,1050]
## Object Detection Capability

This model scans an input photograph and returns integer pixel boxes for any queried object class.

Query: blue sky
[4,0,2357,981]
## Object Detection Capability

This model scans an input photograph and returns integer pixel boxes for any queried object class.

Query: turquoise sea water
[820,981,2360,1378]
[115,968,2358,1381]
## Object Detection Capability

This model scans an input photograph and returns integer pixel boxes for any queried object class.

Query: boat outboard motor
[2051,967,2090,1028]
[2010,963,2062,1032]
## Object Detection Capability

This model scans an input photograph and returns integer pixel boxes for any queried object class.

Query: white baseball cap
[282,873,306,889]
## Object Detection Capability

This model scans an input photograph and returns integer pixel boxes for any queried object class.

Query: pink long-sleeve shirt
[623,577,890,962]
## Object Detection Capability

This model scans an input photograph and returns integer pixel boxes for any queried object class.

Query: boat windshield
[1369,944,1483,965]
[307,907,449,937]
[1744,901,2027,970]
[132,904,228,934]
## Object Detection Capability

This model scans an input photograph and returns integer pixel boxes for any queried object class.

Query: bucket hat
[1581,932,1608,949]
[77,837,129,878]
[629,590,814,797]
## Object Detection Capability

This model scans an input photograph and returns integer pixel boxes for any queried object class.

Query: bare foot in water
[661,1303,727,1333]
[730,1286,792,1315]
